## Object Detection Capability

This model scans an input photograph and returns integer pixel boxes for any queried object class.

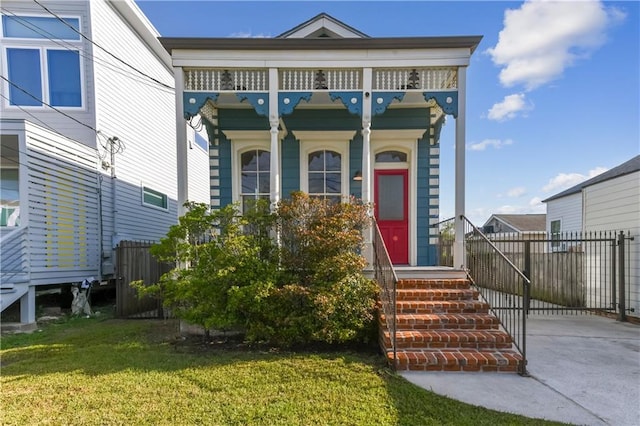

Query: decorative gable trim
[277,13,369,39]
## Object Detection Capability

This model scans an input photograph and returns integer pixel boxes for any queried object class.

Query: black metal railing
[462,216,530,375]
[434,217,455,267]
[372,218,398,369]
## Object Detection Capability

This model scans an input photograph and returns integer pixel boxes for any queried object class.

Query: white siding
[545,193,582,234]
[186,125,211,204]
[584,172,640,316]
[89,0,178,244]
[24,121,101,285]
[0,1,97,146]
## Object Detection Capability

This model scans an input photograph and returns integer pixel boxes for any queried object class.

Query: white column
[362,68,373,205]
[454,66,467,269]
[268,68,280,210]
[174,67,189,217]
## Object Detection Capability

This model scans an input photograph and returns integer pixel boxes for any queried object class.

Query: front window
[241,149,270,211]
[2,15,83,107]
[308,150,341,203]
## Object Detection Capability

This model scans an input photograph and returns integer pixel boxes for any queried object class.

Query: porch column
[362,68,373,205]
[174,66,189,217]
[269,68,280,209]
[454,66,467,269]
[20,285,35,324]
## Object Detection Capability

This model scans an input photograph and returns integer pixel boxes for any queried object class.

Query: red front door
[374,169,409,264]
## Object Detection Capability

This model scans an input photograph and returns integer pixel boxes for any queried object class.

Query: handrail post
[617,231,627,322]
[519,276,529,376]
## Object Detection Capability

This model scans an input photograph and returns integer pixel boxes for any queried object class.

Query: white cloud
[228,32,271,38]
[487,93,533,121]
[468,138,514,151]
[542,166,608,192]
[507,187,527,197]
[487,0,625,90]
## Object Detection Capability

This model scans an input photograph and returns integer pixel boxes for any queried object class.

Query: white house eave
[170,48,472,68]
[108,0,173,73]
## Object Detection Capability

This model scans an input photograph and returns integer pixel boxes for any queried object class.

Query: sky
[136,0,640,226]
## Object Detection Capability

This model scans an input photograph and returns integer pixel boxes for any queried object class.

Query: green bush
[140,194,377,347]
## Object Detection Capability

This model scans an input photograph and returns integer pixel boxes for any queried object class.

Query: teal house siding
[416,137,430,265]
[281,134,300,198]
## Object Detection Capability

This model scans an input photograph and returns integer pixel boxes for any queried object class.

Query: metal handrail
[372,218,398,369]
[461,215,530,376]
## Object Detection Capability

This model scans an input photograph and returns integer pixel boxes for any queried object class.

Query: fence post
[617,231,626,322]
[523,240,531,315]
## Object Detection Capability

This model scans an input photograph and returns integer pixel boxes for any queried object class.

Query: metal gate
[469,230,634,318]
[115,240,172,319]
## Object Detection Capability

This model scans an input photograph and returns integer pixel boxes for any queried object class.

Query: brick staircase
[380,278,523,372]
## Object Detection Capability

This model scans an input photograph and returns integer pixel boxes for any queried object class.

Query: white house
[543,155,640,318]
[0,0,209,328]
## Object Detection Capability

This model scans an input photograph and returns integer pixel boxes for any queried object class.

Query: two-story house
[0,0,209,328]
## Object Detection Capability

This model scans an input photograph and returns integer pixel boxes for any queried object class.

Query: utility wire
[1,75,98,133]
[0,8,174,95]
[32,0,175,91]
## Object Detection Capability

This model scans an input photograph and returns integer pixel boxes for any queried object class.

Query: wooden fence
[115,240,172,318]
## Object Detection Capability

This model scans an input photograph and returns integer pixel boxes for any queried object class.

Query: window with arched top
[375,150,408,163]
[240,149,270,211]
[308,149,341,203]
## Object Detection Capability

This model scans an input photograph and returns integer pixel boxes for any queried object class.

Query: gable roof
[543,155,640,203]
[485,214,547,233]
[277,13,370,39]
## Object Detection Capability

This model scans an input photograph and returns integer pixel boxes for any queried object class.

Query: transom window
[2,14,83,108]
[308,150,341,203]
[241,149,270,211]
[376,150,407,163]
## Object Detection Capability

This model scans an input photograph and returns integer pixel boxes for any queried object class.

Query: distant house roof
[276,13,370,39]
[543,155,640,203]
[484,214,547,233]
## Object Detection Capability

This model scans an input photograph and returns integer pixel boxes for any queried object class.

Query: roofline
[484,214,546,233]
[276,12,370,38]
[159,36,483,55]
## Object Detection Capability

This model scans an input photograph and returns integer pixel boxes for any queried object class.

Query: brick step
[396,300,489,315]
[389,349,523,372]
[396,288,479,302]
[396,279,471,290]
[382,330,513,350]
[381,313,500,330]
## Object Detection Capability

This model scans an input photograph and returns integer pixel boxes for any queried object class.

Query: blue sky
[137,0,639,226]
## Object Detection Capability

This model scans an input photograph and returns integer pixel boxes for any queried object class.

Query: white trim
[296,131,355,198]
[225,130,283,204]
[371,131,423,266]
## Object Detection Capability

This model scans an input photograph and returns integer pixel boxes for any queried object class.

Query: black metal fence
[435,219,635,319]
[372,219,398,369]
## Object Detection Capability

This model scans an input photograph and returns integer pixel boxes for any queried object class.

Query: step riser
[384,341,513,350]
[397,303,489,315]
[389,352,523,372]
[396,279,471,290]
[396,291,479,301]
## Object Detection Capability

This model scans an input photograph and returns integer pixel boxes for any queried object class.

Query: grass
[1,314,564,425]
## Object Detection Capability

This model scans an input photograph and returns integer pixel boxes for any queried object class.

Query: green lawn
[1,315,563,425]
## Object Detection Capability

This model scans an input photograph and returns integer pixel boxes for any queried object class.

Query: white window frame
[225,130,278,205]
[1,13,85,110]
[296,131,354,200]
[141,185,168,211]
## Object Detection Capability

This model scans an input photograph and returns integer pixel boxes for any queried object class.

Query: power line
[0,75,98,133]
[32,0,175,91]
[0,7,174,95]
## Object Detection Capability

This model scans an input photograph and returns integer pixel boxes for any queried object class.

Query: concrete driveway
[402,314,640,425]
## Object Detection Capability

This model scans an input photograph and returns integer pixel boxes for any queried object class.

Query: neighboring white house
[543,155,640,318]
[0,0,209,327]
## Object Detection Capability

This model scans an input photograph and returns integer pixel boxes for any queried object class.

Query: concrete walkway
[401,315,640,425]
